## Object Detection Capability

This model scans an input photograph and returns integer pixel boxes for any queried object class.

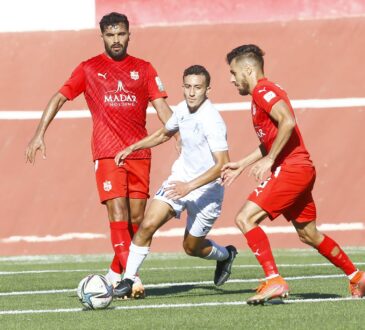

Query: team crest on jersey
[130,71,139,80]
[103,181,112,192]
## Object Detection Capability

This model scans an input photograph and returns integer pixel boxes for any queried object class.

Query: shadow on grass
[68,283,254,302]
[144,284,252,299]
[290,292,342,299]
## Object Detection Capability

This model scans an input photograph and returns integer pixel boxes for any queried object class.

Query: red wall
[0,17,364,255]
[96,0,365,25]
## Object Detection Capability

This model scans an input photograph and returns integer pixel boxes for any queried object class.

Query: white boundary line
[1,247,364,263]
[0,297,361,315]
[1,262,365,276]
[1,98,364,120]
[0,274,348,297]
[1,222,363,243]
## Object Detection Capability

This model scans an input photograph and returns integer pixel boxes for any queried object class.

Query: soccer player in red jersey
[221,44,365,304]
[25,12,173,297]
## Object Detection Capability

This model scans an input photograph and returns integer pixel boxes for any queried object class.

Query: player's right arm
[221,144,266,186]
[25,92,68,164]
[115,127,176,166]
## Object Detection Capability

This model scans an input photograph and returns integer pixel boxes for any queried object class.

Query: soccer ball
[77,274,113,310]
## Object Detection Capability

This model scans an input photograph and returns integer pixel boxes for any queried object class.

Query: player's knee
[297,232,308,244]
[139,219,158,238]
[106,201,129,221]
[130,213,144,225]
[235,213,253,233]
[182,241,199,257]
[297,231,316,247]
[109,209,128,221]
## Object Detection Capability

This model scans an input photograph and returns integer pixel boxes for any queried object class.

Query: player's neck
[249,72,265,94]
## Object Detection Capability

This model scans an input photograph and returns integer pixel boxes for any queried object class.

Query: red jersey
[59,53,167,160]
[251,78,312,168]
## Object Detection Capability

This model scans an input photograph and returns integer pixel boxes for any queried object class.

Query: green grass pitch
[0,248,364,329]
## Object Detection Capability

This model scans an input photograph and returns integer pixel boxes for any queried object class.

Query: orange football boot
[247,275,289,305]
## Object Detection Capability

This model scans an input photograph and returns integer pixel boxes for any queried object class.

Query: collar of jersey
[184,98,210,115]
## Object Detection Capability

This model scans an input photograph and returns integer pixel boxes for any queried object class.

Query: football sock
[109,223,139,274]
[348,269,360,281]
[317,235,357,276]
[203,240,229,261]
[123,242,150,281]
[110,254,122,274]
[265,273,280,280]
[110,221,133,270]
[131,223,139,236]
[105,268,122,286]
[245,226,279,277]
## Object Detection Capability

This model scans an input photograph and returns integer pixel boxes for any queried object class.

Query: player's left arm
[249,100,296,181]
[151,98,173,124]
[115,127,175,166]
[164,150,229,200]
[151,97,181,152]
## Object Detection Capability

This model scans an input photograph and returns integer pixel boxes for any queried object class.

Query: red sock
[245,227,279,277]
[109,223,140,274]
[131,223,139,237]
[110,254,122,274]
[317,235,356,276]
[110,221,134,270]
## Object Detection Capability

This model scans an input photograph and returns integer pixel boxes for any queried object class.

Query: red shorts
[95,158,151,203]
[248,165,317,223]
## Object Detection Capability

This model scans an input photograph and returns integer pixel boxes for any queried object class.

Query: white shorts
[154,179,224,237]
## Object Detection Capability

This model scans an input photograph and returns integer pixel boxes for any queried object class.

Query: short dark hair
[99,12,129,32]
[226,44,265,69]
[183,65,211,87]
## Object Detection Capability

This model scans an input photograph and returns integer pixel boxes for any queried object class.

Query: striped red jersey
[60,53,167,160]
[251,78,312,168]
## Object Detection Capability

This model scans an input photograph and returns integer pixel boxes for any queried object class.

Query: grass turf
[0,248,364,329]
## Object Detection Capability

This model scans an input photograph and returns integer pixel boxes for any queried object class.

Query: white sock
[266,274,280,280]
[105,268,121,287]
[123,242,150,281]
[203,240,229,261]
[348,269,359,280]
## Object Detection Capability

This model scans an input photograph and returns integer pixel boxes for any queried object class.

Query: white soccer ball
[78,274,113,310]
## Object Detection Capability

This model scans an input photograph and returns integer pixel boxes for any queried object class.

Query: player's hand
[248,156,274,181]
[220,161,244,186]
[115,147,133,166]
[25,135,46,164]
[164,181,192,200]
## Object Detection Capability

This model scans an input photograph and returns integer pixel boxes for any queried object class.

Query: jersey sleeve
[253,85,283,113]
[146,63,168,101]
[165,110,179,132]
[203,111,228,152]
[59,63,86,100]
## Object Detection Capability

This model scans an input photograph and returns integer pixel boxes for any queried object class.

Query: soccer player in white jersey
[112,65,237,298]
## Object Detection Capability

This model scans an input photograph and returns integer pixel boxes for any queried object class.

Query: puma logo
[98,72,107,79]
[114,242,125,247]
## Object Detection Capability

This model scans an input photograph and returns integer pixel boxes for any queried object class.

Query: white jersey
[165,99,228,184]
